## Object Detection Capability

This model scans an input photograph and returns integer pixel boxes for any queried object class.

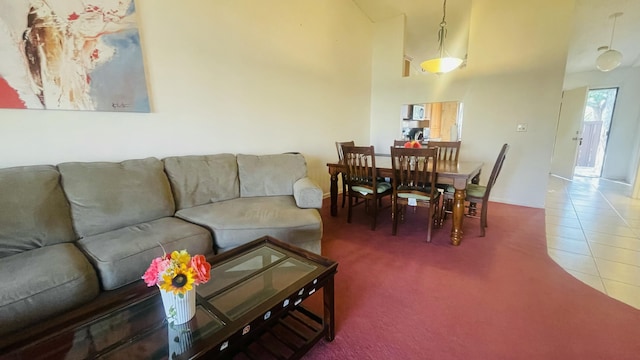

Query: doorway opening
[574,87,618,178]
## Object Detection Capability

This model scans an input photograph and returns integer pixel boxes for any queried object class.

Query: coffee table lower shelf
[231,306,324,360]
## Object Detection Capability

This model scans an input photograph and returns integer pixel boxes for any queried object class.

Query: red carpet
[304,200,640,359]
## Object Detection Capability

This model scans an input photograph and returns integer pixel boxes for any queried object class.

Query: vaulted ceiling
[352,0,640,74]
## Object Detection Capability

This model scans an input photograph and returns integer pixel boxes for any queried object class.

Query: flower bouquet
[142,248,211,325]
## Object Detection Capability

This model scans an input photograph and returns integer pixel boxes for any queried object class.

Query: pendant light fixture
[596,12,623,72]
[420,0,463,74]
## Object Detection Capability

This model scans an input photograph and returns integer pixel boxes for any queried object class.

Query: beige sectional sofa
[0,153,322,336]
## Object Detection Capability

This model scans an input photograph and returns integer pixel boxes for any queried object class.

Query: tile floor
[546,175,640,309]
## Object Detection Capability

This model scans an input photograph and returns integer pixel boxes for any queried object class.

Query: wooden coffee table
[0,236,338,359]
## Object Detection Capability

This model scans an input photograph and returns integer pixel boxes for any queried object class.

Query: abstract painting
[0,0,150,112]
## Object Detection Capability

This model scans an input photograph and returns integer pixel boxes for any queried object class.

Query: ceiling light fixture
[420,0,463,74]
[596,12,623,72]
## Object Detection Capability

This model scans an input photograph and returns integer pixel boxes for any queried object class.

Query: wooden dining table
[326,156,483,246]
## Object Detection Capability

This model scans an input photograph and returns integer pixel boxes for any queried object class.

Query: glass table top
[210,257,317,320]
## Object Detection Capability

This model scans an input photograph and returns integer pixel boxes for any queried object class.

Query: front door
[550,86,588,180]
[575,87,618,177]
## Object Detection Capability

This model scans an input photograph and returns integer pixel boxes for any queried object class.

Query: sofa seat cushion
[176,196,322,253]
[0,243,99,336]
[76,217,213,290]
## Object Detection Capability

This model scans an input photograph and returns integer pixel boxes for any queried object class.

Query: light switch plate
[516,123,528,132]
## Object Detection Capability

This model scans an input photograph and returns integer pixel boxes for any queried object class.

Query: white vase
[160,288,196,325]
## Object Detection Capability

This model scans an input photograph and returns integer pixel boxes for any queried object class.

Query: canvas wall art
[0,0,150,112]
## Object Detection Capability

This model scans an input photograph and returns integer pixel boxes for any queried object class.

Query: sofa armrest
[293,177,323,209]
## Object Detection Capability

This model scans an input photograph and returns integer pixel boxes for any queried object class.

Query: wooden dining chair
[390,146,441,242]
[427,140,461,217]
[335,141,355,208]
[342,145,392,230]
[425,140,461,163]
[393,140,407,147]
[442,143,509,236]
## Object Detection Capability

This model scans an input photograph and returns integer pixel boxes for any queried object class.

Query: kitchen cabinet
[401,103,432,120]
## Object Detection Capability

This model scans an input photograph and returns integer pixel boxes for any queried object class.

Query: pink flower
[142,257,171,286]
[189,255,211,285]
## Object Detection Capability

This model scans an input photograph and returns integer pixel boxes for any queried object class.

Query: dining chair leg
[440,198,452,225]
[480,203,488,237]
[469,202,478,216]
[392,201,399,235]
[426,208,433,242]
[341,177,347,208]
[371,197,378,230]
[347,195,353,224]
[435,197,443,228]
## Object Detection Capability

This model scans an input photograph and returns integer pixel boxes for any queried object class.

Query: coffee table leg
[323,276,335,341]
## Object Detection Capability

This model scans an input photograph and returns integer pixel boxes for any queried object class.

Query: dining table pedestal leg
[329,169,339,216]
[451,188,465,246]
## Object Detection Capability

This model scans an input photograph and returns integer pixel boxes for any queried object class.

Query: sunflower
[160,264,195,295]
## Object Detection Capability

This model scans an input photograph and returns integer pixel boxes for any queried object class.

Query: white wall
[369,0,576,208]
[1,0,586,209]
[0,0,373,194]
[563,67,640,184]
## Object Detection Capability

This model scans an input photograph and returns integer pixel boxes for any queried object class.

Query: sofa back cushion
[163,154,239,210]
[0,165,76,259]
[237,153,307,197]
[58,158,175,237]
